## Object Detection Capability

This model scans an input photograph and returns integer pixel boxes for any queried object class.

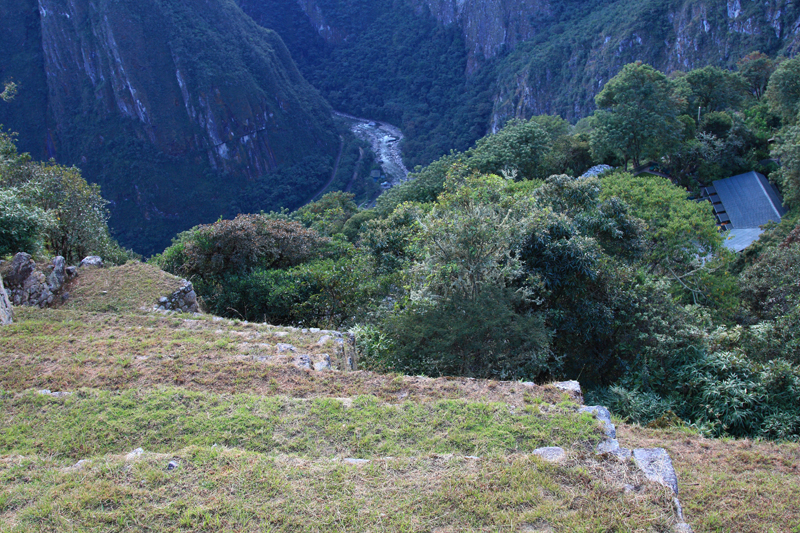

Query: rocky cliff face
[488,0,800,125]
[35,0,336,176]
[282,0,800,126]
[1,0,338,254]
[407,0,552,72]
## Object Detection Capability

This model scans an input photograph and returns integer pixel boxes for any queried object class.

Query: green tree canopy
[737,52,776,100]
[0,130,128,263]
[466,118,551,180]
[591,62,684,167]
[599,172,723,302]
[679,66,748,113]
[766,57,800,125]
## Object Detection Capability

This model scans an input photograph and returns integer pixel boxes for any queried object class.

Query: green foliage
[737,51,776,100]
[375,152,460,215]
[360,202,425,275]
[591,62,684,167]
[340,209,378,243]
[0,81,17,102]
[206,253,381,327]
[599,172,722,302]
[679,66,748,112]
[292,191,358,237]
[413,173,530,301]
[0,186,53,256]
[154,214,329,281]
[772,125,800,207]
[467,118,552,181]
[374,287,552,380]
[739,243,800,320]
[0,130,130,263]
[766,57,800,125]
[596,350,800,441]
[700,111,734,138]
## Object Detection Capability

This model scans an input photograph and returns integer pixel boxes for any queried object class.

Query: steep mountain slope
[0,0,339,255]
[487,0,800,123]
[240,0,800,160]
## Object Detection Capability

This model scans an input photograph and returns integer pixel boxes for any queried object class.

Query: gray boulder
[6,253,35,286]
[0,273,12,325]
[554,380,582,395]
[533,447,566,463]
[79,256,103,268]
[47,256,67,292]
[633,448,680,495]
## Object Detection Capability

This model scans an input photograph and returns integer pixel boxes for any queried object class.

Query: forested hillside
[152,55,800,441]
[240,0,800,166]
[0,0,342,255]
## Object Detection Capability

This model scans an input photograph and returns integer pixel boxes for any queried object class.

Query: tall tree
[590,62,684,168]
[467,118,551,180]
[737,52,776,100]
[680,66,748,112]
[766,57,800,126]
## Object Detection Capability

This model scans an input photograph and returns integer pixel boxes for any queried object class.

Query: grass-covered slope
[621,425,800,533]
[0,263,698,532]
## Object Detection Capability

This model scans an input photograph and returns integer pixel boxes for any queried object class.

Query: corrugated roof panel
[723,228,765,252]
[712,171,787,229]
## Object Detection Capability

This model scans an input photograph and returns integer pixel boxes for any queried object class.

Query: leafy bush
[292,191,358,237]
[592,350,800,440]
[203,254,384,328]
[155,214,330,281]
[0,186,53,256]
[0,130,131,263]
[373,287,553,380]
[739,243,800,320]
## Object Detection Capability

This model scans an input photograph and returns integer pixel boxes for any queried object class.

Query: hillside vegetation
[0,0,345,255]
[240,0,800,168]
[0,264,798,531]
[151,57,800,444]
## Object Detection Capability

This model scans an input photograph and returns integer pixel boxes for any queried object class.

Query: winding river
[333,111,410,186]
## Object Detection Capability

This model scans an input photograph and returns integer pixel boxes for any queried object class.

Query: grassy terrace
[0,448,678,532]
[0,306,570,405]
[0,389,598,460]
[1,264,798,531]
[621,425,800,533]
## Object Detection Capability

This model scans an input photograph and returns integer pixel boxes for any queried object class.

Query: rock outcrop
[79,256,104,269]
[0,273,12,325]
[1,253,76,308]
[156,280,199,314]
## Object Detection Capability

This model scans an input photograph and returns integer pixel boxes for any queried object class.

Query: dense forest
[134,57,800,440]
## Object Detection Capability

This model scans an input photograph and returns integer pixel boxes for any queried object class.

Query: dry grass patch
[0,308,565,405]
[619,424,800,533]
[58,261,188,313]
[0,447,682,532]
